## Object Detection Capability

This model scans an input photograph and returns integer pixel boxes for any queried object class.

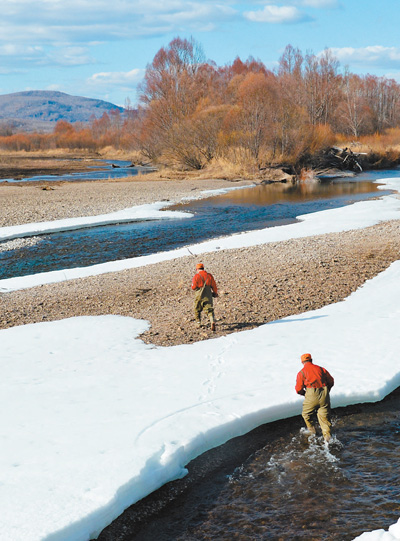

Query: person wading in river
[191,263,218,331]
[295,353,334,442]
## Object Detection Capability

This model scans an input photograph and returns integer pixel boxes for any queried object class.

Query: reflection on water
[0,172,396,280]
[0,160,154,183]
[170,177,388,211]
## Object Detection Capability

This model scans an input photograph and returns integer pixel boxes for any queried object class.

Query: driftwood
[324,147,363,172]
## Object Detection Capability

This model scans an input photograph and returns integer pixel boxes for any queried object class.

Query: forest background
[2,37,400,179]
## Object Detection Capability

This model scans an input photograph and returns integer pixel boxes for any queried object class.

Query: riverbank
[0,176,254,227]
[3,256,400,541]
[2,174,400,541]
[0,176,400,347]
[0,150,98,181]
[97,385,400,541]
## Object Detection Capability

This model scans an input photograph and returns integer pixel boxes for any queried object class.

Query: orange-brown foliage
[3,39,400,171]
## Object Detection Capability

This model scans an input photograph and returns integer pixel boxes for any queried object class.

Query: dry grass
[0,148,95,158]
[1,134,399,184]
[336,128,400,153]
[96,147,144,162]
[131,156,293,183]
[0,147,269,182]
[333,130,400,170]
[0,155,95,179]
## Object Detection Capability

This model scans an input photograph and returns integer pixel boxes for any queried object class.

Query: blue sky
[1,0,399,107]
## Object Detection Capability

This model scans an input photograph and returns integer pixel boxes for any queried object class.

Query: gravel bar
[1,177,399,346]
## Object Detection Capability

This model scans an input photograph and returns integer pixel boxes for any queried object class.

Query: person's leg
[194,296,203,327]
[203,300,216,330]
[302,389,319,433]
[317,388,332,441]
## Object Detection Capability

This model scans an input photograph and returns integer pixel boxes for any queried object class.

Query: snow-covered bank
[0,201,192,242]
[1,175,400,540]
[0,184,251,243]
[1,257,400,540]
[1,179,400,293]
[354,519,400,540]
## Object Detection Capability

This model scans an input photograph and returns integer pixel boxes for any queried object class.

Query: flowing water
[3,164,399,538]
[0,170,396,280]
[102,389,400,541]
[0,160,154,183]
[201,419,400,541]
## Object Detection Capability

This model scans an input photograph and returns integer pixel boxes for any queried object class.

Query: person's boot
[210,314,216,331]
[195,318,202,328]
[324,433,331,444]
[304,424,316,435]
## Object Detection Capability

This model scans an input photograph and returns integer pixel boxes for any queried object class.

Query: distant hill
[0,90,125,133]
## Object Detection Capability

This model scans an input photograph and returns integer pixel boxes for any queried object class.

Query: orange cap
[301,353,312,363]
[196,263,204,270]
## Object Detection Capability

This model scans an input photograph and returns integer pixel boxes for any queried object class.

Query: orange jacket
[295,361,334,395]
[191,270,218,294]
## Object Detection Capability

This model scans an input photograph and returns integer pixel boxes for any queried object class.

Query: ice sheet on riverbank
[354,518,400,540]
[0,184,251,244]
[1,175,400,540]
[0,201,192,242]
[1,258,400,540]
[0,177,399,293]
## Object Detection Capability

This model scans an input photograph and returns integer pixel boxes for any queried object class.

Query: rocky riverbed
[0,176,254,226]
[1,177,399,346]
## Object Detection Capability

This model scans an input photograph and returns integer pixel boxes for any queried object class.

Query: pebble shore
[0,177,254,226]
[1,177,399,346]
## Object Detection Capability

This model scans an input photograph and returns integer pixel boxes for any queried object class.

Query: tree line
[2,38,400,171]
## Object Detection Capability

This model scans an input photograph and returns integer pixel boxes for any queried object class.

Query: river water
[0,169,397,280]
[0,160,154,183]
[3,164,399,538]
[97,388,400,541]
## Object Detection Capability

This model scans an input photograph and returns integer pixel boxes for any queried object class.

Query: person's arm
[295,371,306,395]
[210,274,218,296]
[191,275,200,291]
[324,369,334,390]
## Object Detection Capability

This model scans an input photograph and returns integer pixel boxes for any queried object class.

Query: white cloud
[330,45,400,69]
[0,44,43,58]
[46,84,62,91]
[0,1,237,44]
[87,69,144,89]
[300,0,339,7]
[0,42,93,67]
[383,71,400,84]
[49,46,94,66]
[244,5,311,23]
[84,69,146,106]
[0,1,238,74]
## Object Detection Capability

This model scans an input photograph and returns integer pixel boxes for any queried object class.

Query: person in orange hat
[191,263,218,331]
[295,353,334,442]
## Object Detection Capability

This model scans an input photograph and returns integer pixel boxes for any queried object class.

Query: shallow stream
[3,164,399,538]
[97,388,400,541]
[1,169,397,280]
[0,159,153,183]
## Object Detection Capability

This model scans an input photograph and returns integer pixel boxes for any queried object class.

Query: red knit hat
[196,263,204,270]
[301,353,312,363]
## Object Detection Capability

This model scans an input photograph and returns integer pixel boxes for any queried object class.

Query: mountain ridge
[0,90,125,133]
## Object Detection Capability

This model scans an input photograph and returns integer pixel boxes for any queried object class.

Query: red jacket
[295,361,334,395]
[191,270,218,294]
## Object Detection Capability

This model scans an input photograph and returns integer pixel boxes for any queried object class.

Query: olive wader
[302,386,332,441]
[194,277,215,327]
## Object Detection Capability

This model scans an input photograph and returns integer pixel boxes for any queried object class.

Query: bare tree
[303,49,341,126]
